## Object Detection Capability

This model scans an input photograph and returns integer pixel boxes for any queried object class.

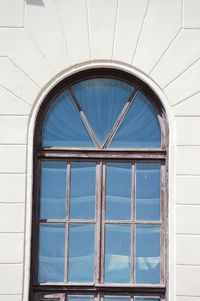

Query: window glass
[38,224,65,282]
[135,225,160,284]
[68,296,94,301]
[135,298,160,301]
[40,161,67,219]
[106,163,132,220]
[105,224,131,283]
[104,297,131,301]
[110,92,161,149]
[135,163,161,221]
[70,162,96,220]
[72,79,133,146]
[42,91,95,148]
[68,224,95,282]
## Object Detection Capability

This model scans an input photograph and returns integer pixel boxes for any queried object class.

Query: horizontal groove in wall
[176,203,200,207]
[176,263,200,267]
[176,233,200,236]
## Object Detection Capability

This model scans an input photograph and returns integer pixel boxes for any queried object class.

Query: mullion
[96,161,103,284]
[65,162,71,283]
[160,163,165,286]
[131,164,135,284]
[100,162,106,283]
[68,88,101,149]
[102,89,137,149]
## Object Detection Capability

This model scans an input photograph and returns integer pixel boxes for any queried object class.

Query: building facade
[0,1,200,301]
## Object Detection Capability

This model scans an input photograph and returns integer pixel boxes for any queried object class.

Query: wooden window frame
[30,69,168,301]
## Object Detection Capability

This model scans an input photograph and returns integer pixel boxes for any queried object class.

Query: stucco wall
[0,1,200,301]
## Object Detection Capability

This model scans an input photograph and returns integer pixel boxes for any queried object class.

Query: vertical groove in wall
[181,0,184,28]
[54,0,72,66]
[131,0,151,65]
[111,0,119,60]
[86,0,92,60]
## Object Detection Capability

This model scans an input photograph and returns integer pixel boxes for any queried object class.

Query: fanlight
[42,78,161,149]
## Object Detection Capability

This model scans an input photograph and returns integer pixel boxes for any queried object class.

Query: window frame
[30,68,168,301]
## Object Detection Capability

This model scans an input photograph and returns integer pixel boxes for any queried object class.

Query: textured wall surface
[0,1,200,301]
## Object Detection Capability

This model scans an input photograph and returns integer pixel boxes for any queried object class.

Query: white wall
[0,1,200,300]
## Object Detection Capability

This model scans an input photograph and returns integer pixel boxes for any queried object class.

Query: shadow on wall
[26,0,44,6]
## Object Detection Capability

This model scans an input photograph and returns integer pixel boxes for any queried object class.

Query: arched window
[30,69,168,301]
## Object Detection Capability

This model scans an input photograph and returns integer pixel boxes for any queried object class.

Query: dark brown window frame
[30,68,168,301]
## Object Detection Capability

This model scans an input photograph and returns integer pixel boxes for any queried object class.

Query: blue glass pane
[135,298,160,301]
[70,162,96,220]
[68,296,94,301]
[104,297,131,301]
[40,161,67,219]
[105,224,131,283]
[135,225,160,284]
[42,91,95,148]
[72,79,133,146]
[110,92,161,148]
[68,224,95,282]
[38,224,65,282]
[106,163,132,220]
[136,163,161,221]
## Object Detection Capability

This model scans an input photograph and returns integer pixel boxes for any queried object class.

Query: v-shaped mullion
[68,88,101,149]
[102,88,138,149]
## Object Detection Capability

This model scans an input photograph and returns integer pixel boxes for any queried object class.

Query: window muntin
[37,160,163,285]
[32,70,167,301]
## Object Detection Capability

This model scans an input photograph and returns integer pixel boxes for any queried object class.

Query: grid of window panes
[38,160,162,285]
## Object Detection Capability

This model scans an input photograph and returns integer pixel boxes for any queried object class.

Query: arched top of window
[36,69,166,150]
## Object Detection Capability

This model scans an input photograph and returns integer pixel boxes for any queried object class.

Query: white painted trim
[23,60,176,301]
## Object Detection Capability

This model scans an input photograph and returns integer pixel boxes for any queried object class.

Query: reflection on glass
[68,224,95,282]
[135,225,160,284]
[70,162,96,219]
[38,224,65,282]
[42,91,95,148]
[40,161,67,219]
[110,92,161,148]
[105,224,131,283]
[72,78,133,145]
[135,298,160,301]
[104,296,131,301]
[68,296,94,301]
[106,163,132,220]
[136,163,161,221]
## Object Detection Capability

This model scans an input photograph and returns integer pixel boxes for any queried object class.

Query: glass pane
[135,225,160,284]
[104,297,131,301]
[38,224,65,282]
[135,298,160,301]
[40,161,67,219]
[105,224,131,283]
[70,162,96,220]
[106,163,132,220]
[68,296,94,301]
[136,163,161,221]
[110,92,161,148]
[42,91,95,148]
[68,224,95,282]
[72,78,133,145]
